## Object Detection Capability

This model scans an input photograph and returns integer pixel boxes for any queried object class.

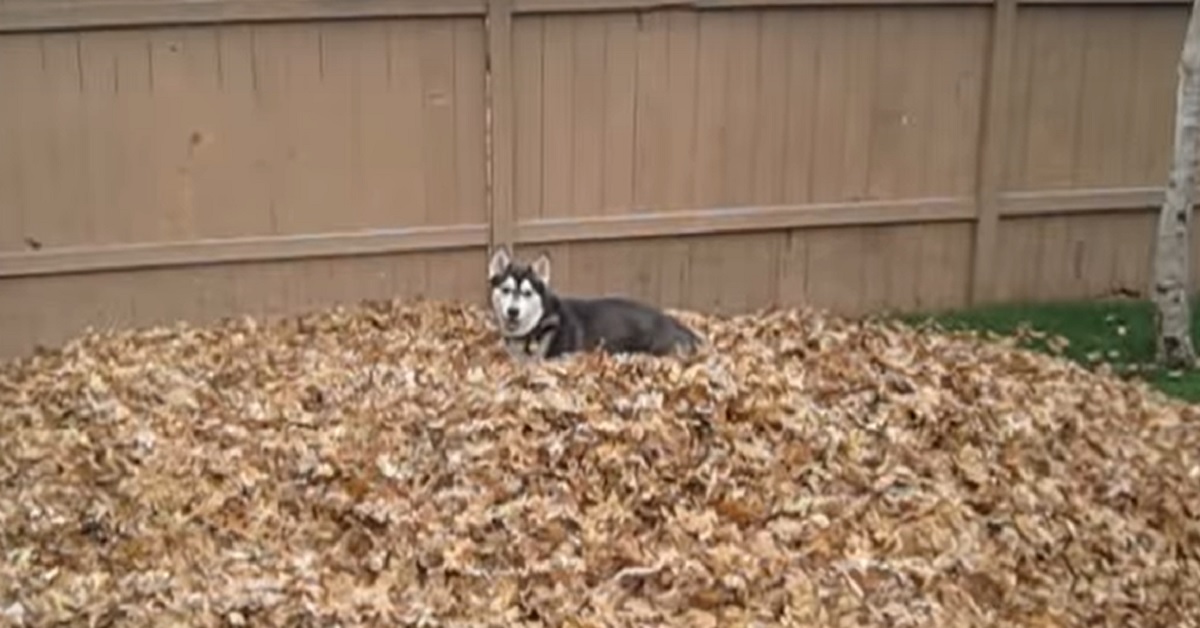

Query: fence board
[663,10,700,210]
[540,15,575,218]
[512,14,544,222]
[602,13,638,213]
[752,13,789,205]
[781,12,821,204]
[634,10,672,209]
[571,16,606,217]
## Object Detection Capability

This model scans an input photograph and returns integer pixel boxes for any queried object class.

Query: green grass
[896,298,1200,403]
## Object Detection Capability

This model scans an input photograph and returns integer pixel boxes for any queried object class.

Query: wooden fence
[0,0,1192,357]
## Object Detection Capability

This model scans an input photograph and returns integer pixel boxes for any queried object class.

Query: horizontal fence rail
[0,0,486,32]
[0,187,1174,279]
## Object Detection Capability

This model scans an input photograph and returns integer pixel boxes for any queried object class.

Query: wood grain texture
[0,0,484,32]
[509,6,988,218]
[991,214,1156,303]
[1,188,1168,279]
[0,227,488,278]
[0,17,489,252]
[488,0,516,249]
[515,198,975,243]
[1005,5,1186,191]
[970,0,1017,304]
[513,0,996,11]
[0,249,485,358]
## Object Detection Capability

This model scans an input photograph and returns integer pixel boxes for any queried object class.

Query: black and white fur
[488,246,702,361]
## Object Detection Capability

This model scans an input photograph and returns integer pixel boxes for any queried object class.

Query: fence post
[970,0,1018,305]
[486,0,515,258]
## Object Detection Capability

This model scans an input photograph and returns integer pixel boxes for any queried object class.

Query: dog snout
[506,307,520,320]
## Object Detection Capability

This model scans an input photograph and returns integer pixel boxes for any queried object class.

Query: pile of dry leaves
[1,299,1198,626]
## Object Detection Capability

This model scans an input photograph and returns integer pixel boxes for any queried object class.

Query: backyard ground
[1,298,1198,626]
[898,297,1200,403]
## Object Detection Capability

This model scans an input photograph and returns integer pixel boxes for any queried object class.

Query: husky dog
[487,246,702,361]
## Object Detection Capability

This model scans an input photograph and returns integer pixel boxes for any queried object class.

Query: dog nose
[506,307,519,319]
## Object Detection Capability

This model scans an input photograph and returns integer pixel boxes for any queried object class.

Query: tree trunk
[1152,0,1200,370]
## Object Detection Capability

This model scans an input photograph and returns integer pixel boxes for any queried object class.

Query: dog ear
[488,246,511,279]
[531,251,552,284]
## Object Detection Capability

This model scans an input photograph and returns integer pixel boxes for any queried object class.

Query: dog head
[488,246,552,337]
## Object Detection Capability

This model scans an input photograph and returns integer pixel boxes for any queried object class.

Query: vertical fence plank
[487,0,515,261]
[970,0,1018,305]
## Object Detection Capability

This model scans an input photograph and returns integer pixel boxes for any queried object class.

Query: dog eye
[521,289,533,298]
[501,287,513,295]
